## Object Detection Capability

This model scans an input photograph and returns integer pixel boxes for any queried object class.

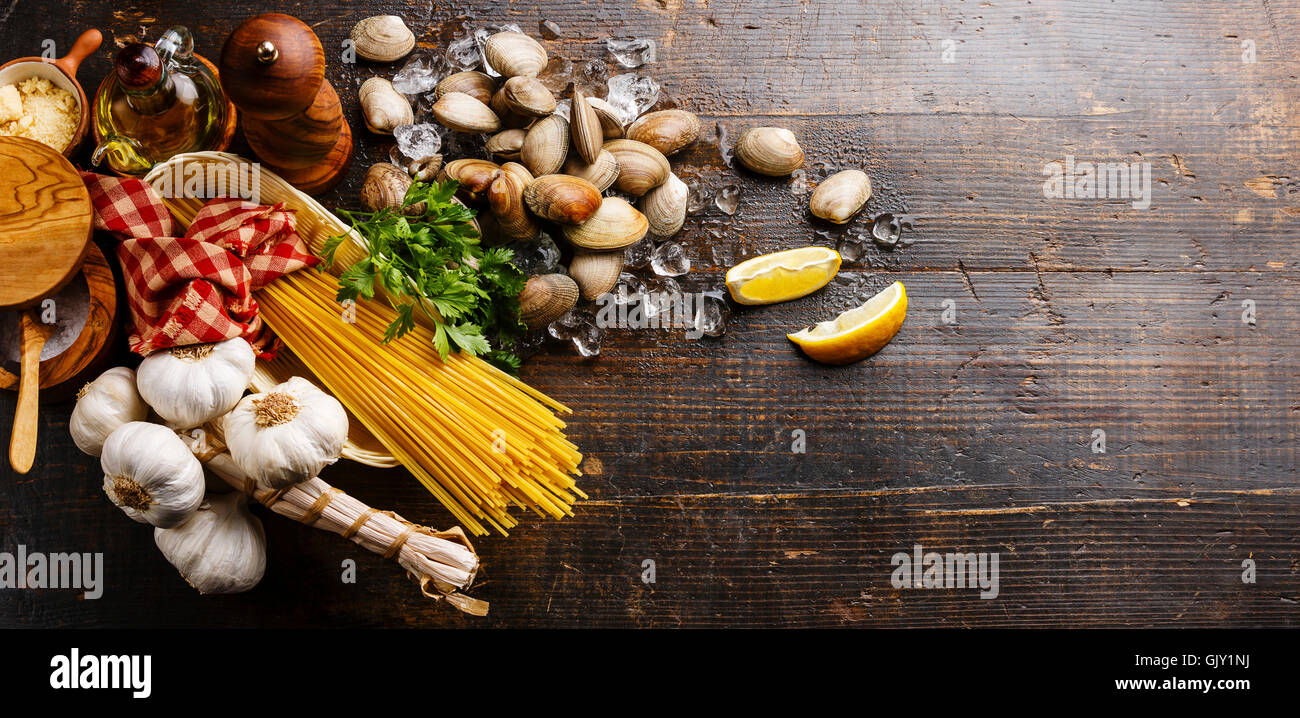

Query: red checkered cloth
[81,172,320,357]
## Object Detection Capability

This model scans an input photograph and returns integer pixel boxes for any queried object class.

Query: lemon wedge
[787,281,907,364]
[725,247,841,305]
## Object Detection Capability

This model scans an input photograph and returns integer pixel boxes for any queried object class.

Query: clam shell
[486,129,527,161]
[519,274,579,329]
[586,97,625,139]
[351,16,415,62]
[570,87,604,164]
[734,126,804,176]
[523,174,603,225]
[503,76,557,117]
[626,110,700,157]
[484,31,548,78]
[561,149,620,192]
[563,197,649,250]
[568,250,625,300]
[500,161,535,187]
[438,158,502,203]
[603,139,670,196]
[358,77,412,134]
[809,169,872,224]
[360,163,416,214]
[489,86,533,129]
[641,172,688,238]
[408,154,443,182]
[488,168,540,241]
[432,91,502,134]
[434,71,497,105]
[521,114,569,176]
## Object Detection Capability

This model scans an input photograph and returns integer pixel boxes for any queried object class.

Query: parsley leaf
[326,180,528,369]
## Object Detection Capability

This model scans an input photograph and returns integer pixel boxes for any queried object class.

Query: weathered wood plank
[0,0,1296,628]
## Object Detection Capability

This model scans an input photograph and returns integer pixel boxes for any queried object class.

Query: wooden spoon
[9,312,53,473]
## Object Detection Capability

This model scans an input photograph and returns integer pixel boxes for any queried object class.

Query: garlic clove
[136,338,256,429]
[101,422,206,528]
[223,376,349,490]
[154,492,266,595]
[70,367,149,456]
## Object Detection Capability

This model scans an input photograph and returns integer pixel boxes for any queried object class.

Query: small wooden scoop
[10,312,54,472]
[0,137,93,473]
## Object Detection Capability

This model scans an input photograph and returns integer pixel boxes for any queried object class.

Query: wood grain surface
[0,0,1297,628]
[0,137,91,309]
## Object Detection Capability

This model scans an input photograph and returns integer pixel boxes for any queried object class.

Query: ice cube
[715,122,734,165]
[605,73,660,125]
[836,233,869,263]
[606,37,657,68]
[575,59,610,98]
[693,291,730,338]
[391,53,441,95]
[445,34,481,71]
[789,169,810,195]
[714,183,741,216]
[539,20,562,40]
[650,241,691,276]
[643,277,682,319]
[547,309,584,339]
[685,178,711,215]
[870,213,903,249]
[506,233,562,275]
[611,272,647,305]
[572,321,605,356]
[548,310,604,356]
[623,235,654,269]
[393,124,444,162]
[539,57,574,93]
[552,98,572,121]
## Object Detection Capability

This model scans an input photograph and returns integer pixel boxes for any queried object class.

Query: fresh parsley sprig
[322,180,528,371]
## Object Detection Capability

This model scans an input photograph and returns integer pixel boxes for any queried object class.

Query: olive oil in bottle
[92,27,227,174]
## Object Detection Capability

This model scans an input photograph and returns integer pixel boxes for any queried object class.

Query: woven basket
[143,152,397,468]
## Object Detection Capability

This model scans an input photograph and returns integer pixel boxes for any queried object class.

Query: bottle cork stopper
[115,44,162,90]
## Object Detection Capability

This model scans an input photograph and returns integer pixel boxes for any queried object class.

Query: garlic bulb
[154,492,266,594]
[136,338,256,429]
[101,422,205,528]
[70,367,149,456]
[223,376,349,489]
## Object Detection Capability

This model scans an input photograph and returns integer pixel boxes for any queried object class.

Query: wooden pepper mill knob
[220,13,352,194]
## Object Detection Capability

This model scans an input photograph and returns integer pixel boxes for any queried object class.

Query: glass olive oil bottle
[92,27,227,175]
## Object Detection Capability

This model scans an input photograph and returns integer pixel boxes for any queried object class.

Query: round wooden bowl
[0,28,102,157]
[0,244,119,398]
[90,53,239,177]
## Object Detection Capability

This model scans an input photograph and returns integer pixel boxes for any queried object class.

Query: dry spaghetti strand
[148,154,583,536]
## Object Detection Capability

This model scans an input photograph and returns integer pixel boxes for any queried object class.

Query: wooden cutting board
[0,136,93,310]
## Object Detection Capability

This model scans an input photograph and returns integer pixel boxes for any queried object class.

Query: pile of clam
[352,20,889,347]
[355,26,705,330]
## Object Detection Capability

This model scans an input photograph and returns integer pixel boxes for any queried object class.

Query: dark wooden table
[1,0,1297,628]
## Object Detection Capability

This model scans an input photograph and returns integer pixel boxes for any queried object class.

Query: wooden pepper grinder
[219,13,352,194]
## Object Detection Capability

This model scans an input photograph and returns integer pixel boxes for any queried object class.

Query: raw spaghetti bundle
[146,153,584,535]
